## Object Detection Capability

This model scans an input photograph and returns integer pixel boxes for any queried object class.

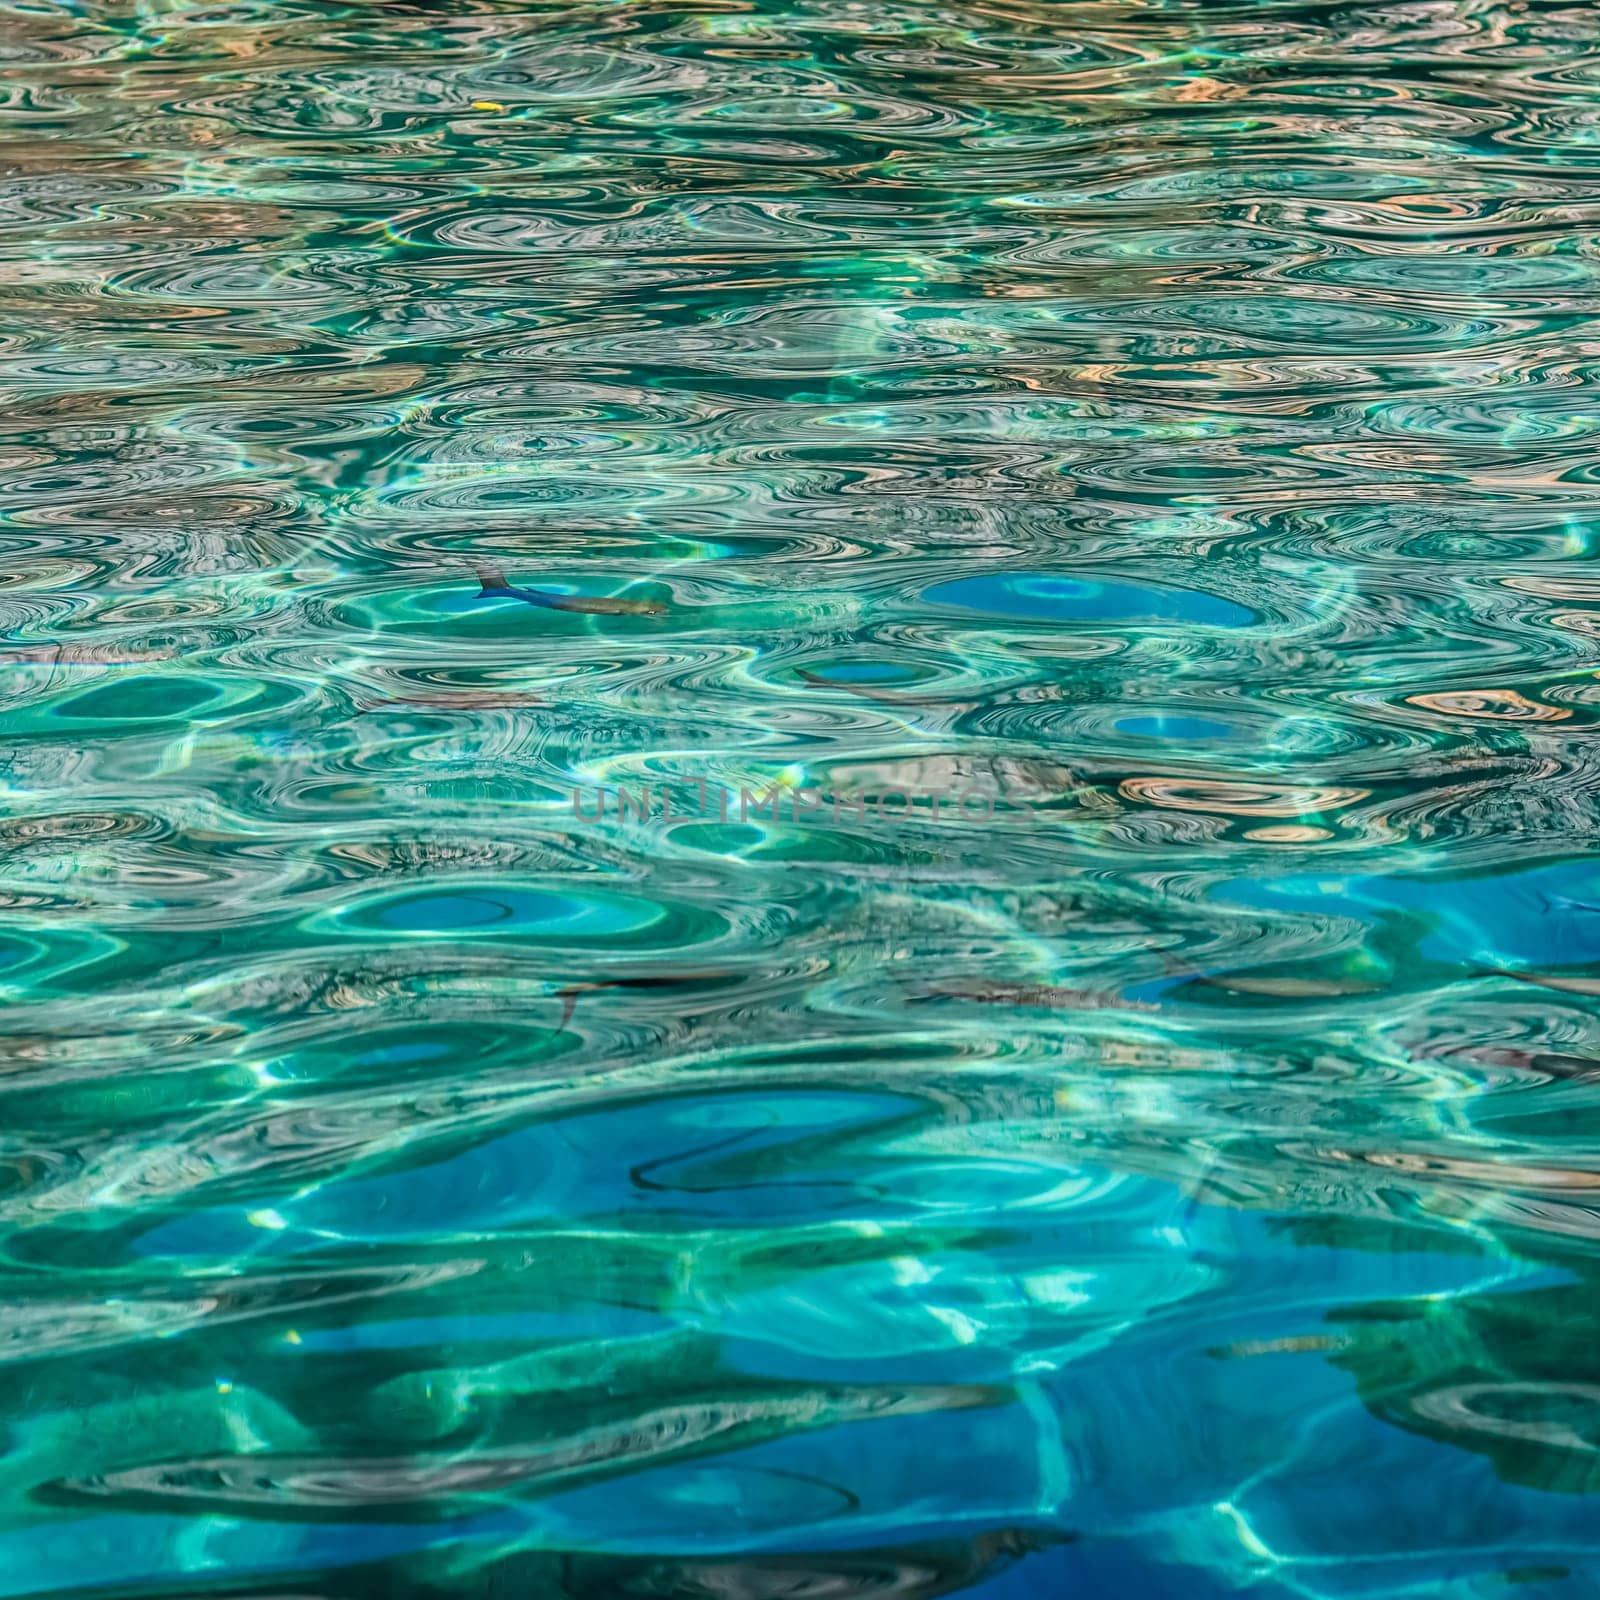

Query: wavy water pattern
[5,0,1600,1595]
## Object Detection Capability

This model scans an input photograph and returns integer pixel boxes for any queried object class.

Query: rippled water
[5,0,1600,1593]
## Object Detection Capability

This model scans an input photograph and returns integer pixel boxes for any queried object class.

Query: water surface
[4,0,1600,1596]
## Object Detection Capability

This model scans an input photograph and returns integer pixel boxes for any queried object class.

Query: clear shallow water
[3,0,1600,1594]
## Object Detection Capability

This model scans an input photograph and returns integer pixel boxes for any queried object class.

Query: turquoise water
[4,0,1600,1594]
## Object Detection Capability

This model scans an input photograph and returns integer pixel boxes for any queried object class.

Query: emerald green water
[5,0,1600,1594]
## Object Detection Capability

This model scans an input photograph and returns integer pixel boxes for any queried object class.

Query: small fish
[917,979,1158,1014]
[797,669,968,708]
[475,567,664,618]
[1434,1045,1600,1083]
[1150,952,1383,1000]
[555,970,738,1029]
[1208,1334,1344,1360]
[1479,968,1600,998]
[1537,890,1600,918]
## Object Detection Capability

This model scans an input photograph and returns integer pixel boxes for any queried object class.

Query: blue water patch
[329,885,662,939]
[53,676,226,722]
[378,887,572,931]
[0,1512,520,1600]
[1217,858,1600,967]
[922,573,1252,628]
[1116,714,1235,742]
[135,1090,923,1257]
[808,661,918,683]
[352,1038,451,1067]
